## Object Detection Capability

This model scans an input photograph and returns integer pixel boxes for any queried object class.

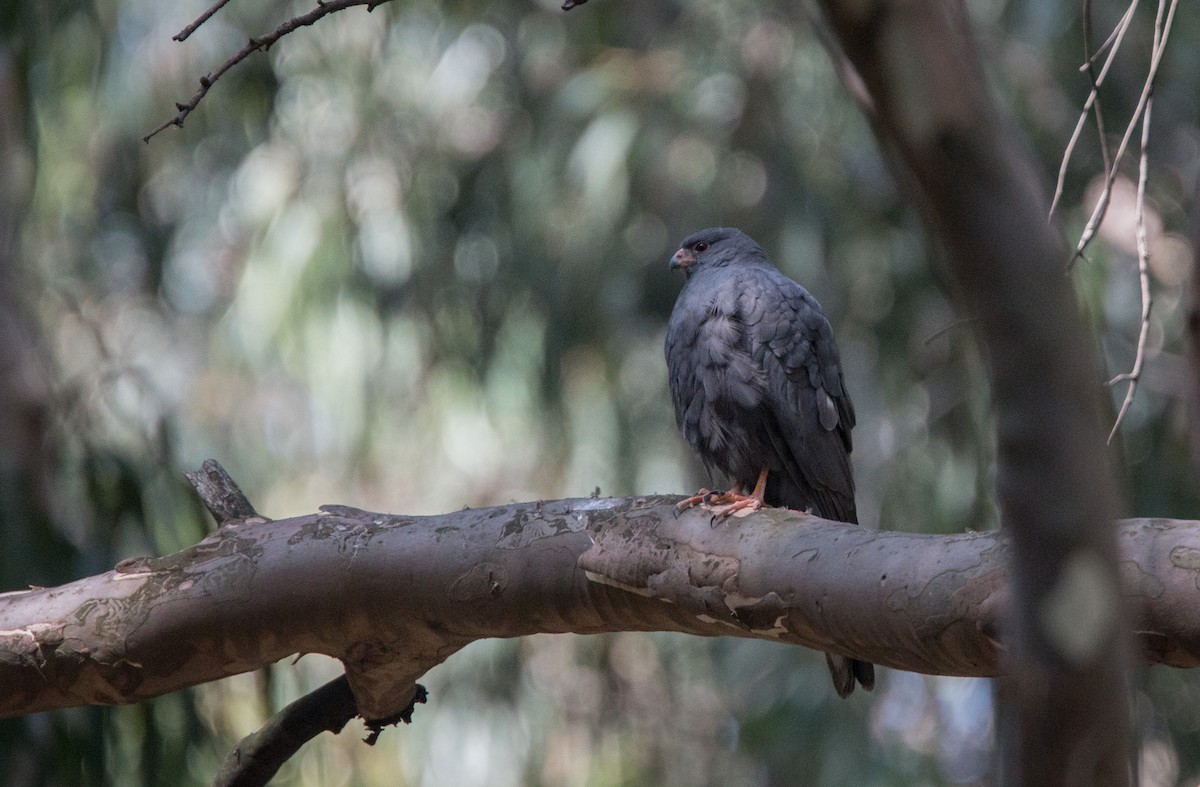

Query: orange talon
[679,469,771,519]
[675,489,715,512]
[710,497,762,518]
[676,483,744,513]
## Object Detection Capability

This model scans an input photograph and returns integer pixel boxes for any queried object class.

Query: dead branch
[144,0,393,143]
[214,676,359,787]
[213,675,426,787]
[185,458,262,523]
[174,0,235,42]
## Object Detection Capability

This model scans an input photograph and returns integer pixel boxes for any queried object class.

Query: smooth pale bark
[0,497,1195,722]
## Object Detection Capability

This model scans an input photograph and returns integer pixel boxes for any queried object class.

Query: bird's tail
[825,653,875,698]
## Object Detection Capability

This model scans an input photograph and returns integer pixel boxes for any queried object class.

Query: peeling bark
[1,496,1197,725]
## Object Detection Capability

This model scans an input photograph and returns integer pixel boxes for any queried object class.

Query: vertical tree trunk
[814,2,1130,784]
[1187,174,1200,468]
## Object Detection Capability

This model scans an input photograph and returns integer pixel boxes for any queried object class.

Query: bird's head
[669,227,767,278]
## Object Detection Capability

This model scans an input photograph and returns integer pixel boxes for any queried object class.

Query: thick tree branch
[814,2,1130,784]
[2,495,1200,726]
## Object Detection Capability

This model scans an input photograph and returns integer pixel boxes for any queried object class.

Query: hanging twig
[1106,0,1174,442]
[1070,0,1178,266]
[1107,90,1154,443]
[1049,0,1137,220]
[1081,1,1113,179]
[1087,1,1135,64]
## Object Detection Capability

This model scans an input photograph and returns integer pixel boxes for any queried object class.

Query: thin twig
[145,0,392,142]
[1107,1,1168,443]
[174,0,235,42]
[1082,1,1113,178]
[1087,5,1131,64]
[1106,99,1153,441]
[1049,0,1137,219]
[1070,0,1178,265]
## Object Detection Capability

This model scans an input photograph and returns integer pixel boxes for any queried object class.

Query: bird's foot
[675,489,719,513]
[705,493,763,519]
[704,469,768,518]
[676,487,762,519]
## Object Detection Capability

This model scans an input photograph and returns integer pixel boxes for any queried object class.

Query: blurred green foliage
[1,0,1199,784]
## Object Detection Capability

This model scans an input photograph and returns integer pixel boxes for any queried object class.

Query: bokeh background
[1,0,1199,784]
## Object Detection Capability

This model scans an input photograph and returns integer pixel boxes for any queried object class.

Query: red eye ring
[694,242,709,252]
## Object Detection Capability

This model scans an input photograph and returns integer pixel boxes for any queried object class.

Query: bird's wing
[742,270,857,521]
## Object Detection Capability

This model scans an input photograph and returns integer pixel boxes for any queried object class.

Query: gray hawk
[664,226,874,698]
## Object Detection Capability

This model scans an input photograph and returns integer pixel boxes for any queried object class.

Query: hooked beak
[669,247,695,271]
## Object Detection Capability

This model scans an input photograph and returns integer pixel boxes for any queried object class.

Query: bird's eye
[694,242,709,252]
